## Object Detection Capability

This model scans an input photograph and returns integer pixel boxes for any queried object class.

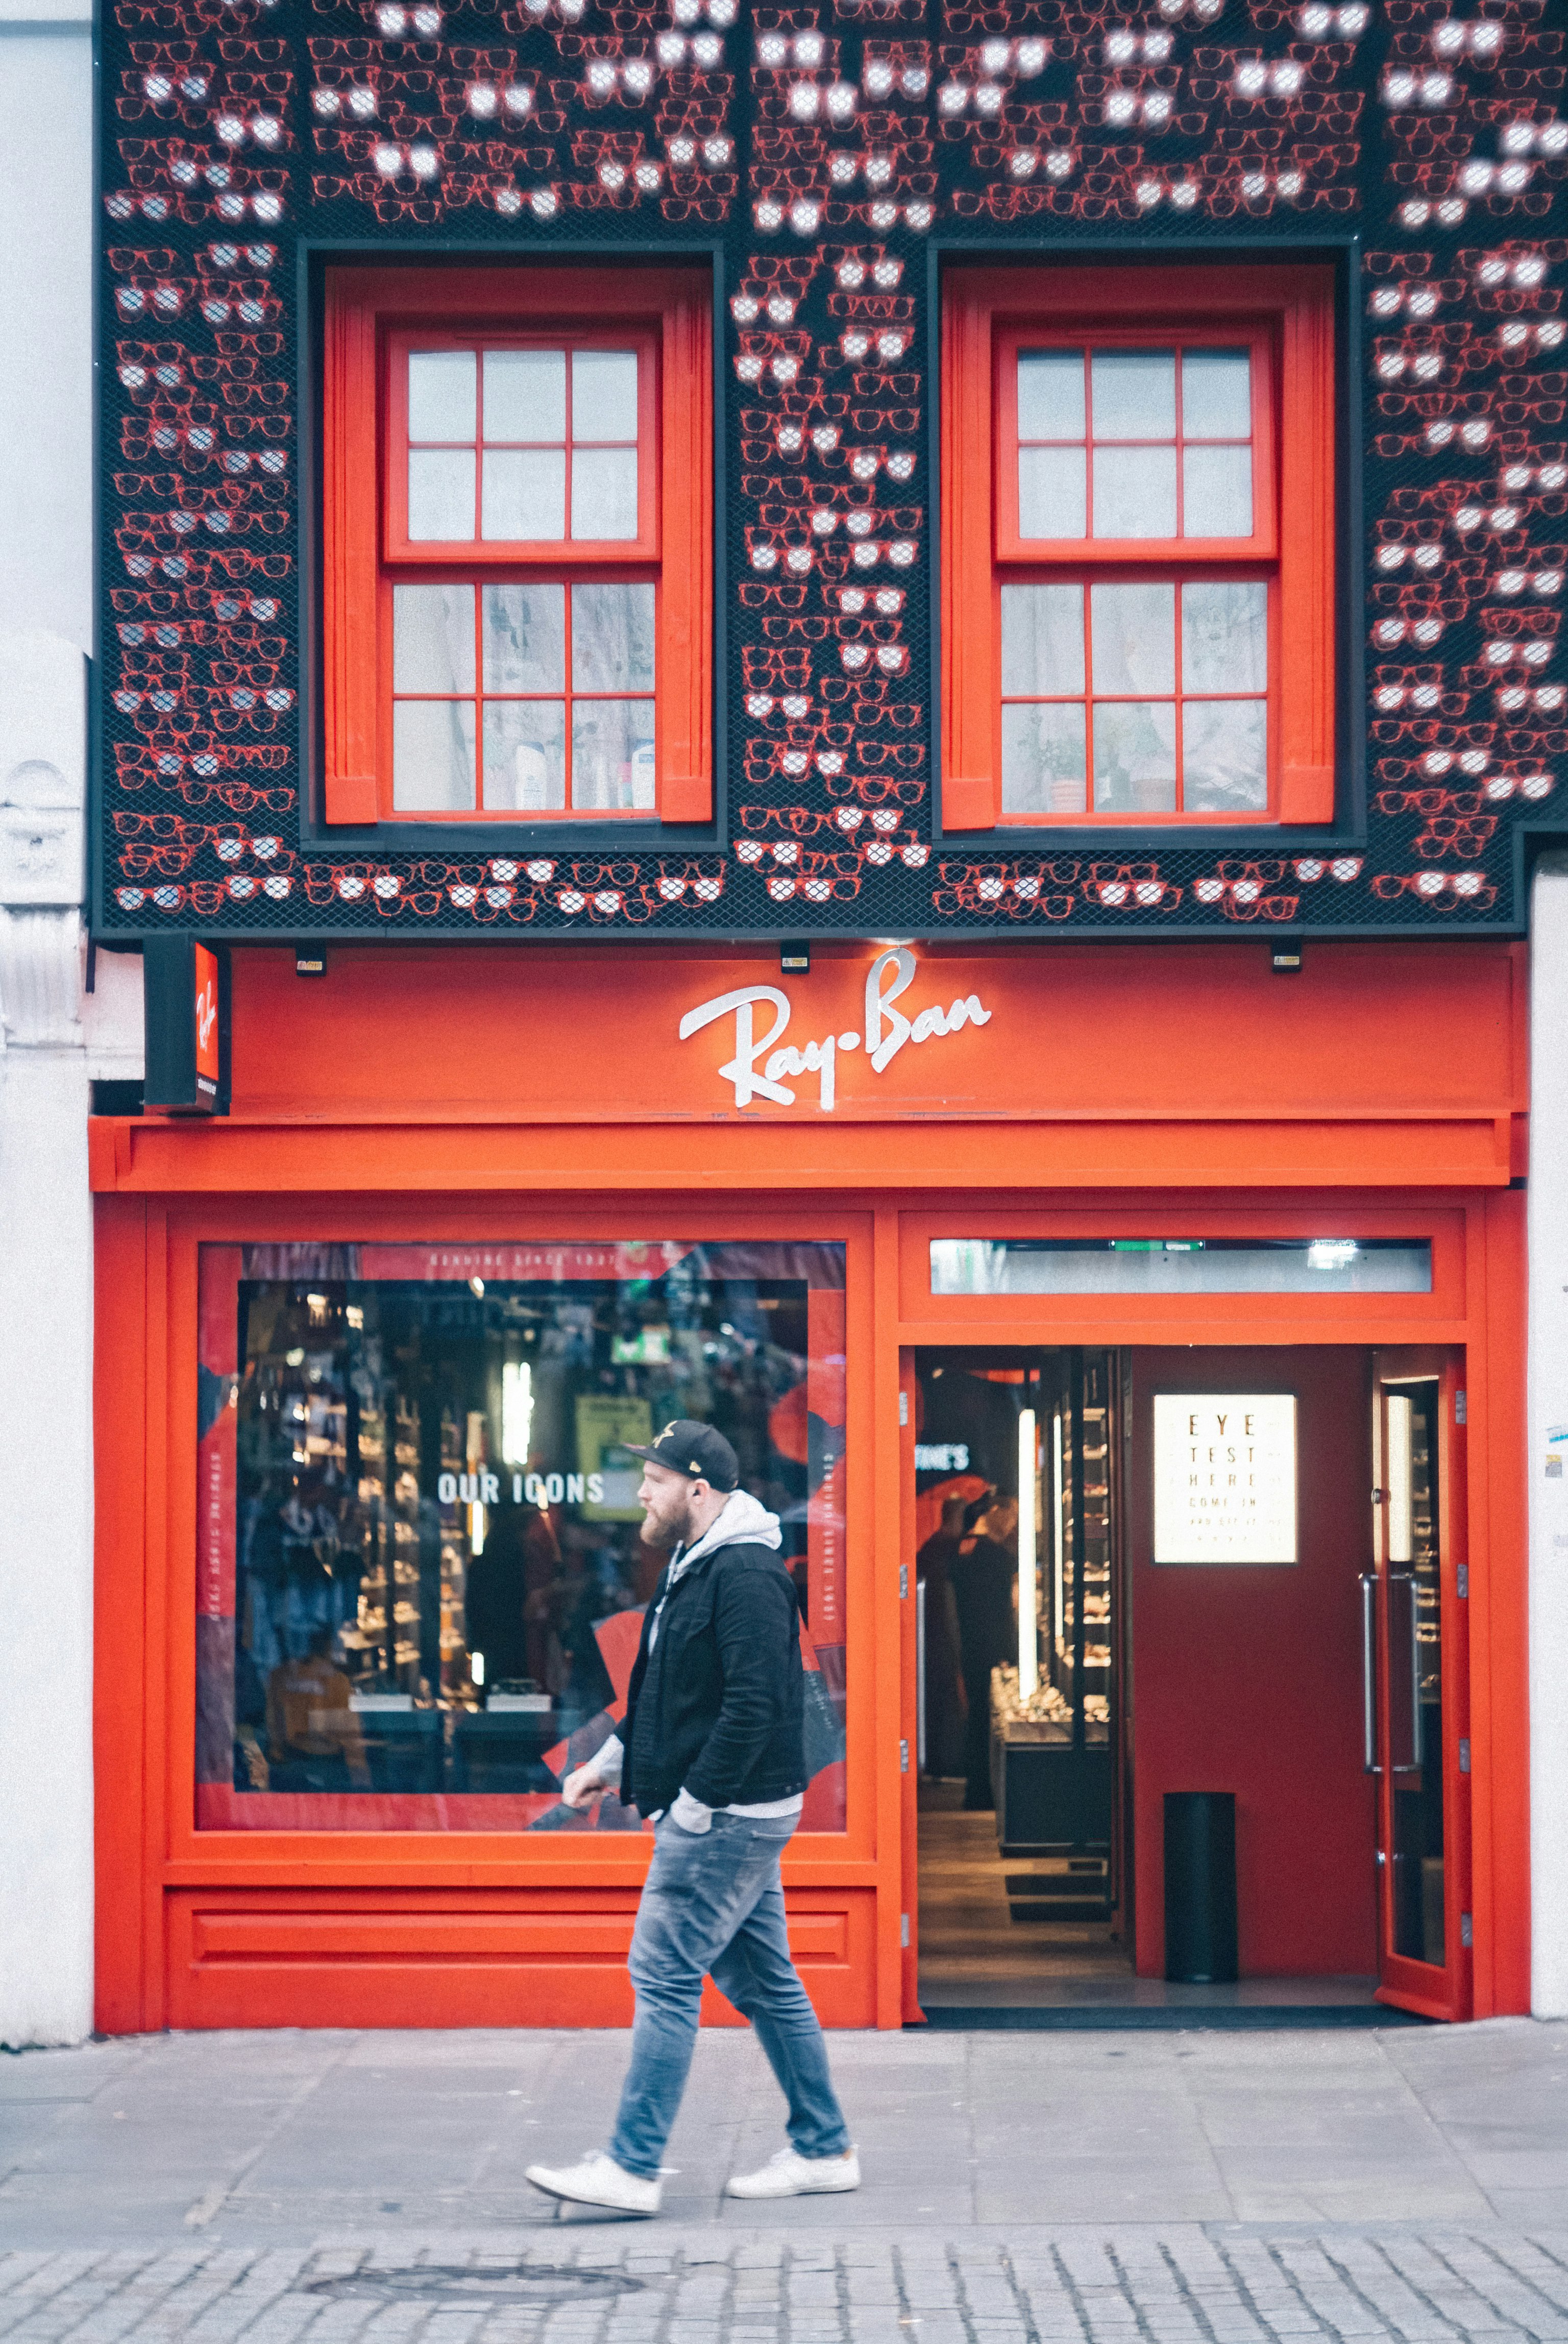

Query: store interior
[914,1346,1135,2008]
[202,1241,849,1832]
[913,1337,1394,2014]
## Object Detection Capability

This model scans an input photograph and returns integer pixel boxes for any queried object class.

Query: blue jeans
[607,1809,851,2180]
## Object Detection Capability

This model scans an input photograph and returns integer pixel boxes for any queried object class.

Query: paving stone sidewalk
[7,2230,1568,2344]
[3,2021,1566,2343]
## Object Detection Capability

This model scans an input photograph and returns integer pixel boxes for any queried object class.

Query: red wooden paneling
[165,1892,874,2030]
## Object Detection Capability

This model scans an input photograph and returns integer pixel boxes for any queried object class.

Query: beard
[641,1481,697,1550]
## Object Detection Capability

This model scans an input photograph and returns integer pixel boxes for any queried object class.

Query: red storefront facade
[91,934,1531,2032]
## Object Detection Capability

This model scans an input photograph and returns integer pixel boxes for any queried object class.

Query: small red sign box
[142,937,229,1116]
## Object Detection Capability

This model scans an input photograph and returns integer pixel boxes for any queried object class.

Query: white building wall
[0,0,142,2046]
[1529,856,1568,2019]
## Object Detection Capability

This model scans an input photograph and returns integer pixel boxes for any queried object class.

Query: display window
[321,265,714,827]
[941,263,1336,832]
[194,1238,847,1833]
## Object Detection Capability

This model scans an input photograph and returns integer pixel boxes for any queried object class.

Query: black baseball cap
[623,1418,739,1491]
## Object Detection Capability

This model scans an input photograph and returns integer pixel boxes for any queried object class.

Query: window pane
[408,350,476,442]
[1183,444,1253,537]
[573,350,639,440]
[1019,446,1086,539]
[572,447,639,540]
[393,699,477,811]
[1091,349,1175,438]
[572,583,656,692]
[407,449,476,541]
[933,1239,1434,1297]
[484,349,566,443]
[1183,699,1268,813]
[1182,349,1252,439]
[482,583,565,694]
[1386,1380,1446,1962]
[1001,584,1084,696]
[483,699,567,810]
[1183,581,1267,694]
[1092,700,1177,812]
[394,584,475,694]
[482,448,566,541]
[572,698,656,809]
[199,1240,850,1833]
[1002,703,1087,815]
[1018,350,1085,440]
[1091,582,1176,694]
[1093,444,1177,538]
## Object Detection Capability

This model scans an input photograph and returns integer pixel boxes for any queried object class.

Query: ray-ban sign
[679,946,992,1112]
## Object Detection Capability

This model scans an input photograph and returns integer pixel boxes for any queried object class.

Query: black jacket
[951,1535,1018,1677]
[621,1539,806,1817]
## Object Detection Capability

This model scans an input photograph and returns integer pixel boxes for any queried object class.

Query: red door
[1368,1350,1472,2020]
[1129,1347,1377,1981]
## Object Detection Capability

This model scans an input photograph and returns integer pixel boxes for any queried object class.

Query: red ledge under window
[322,263,713,827]
[941,262,1337,832]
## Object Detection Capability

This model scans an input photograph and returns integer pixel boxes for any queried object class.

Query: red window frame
[323,265,712,827]
[942,264,1336,832]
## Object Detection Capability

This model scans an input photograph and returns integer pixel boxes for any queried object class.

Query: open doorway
[914,1348,1130,2009]
[911,1340,1464,2016]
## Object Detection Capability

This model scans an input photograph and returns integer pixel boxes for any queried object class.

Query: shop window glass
[1000,326,1272,820]
[194,1240,847,1833]
[941,264,1335,831]
[930,1238,1432,1296]
[1383,1378,1446,1966]
[322,266,713,827]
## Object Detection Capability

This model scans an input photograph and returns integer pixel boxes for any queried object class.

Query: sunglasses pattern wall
[99,0,1564,937]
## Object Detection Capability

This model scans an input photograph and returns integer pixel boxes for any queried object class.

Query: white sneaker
[726,2145,861,2200]
[525,2151,661,2216]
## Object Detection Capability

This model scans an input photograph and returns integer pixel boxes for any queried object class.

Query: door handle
[1388,1571,1422,1773]
[1360,1572,1380,1775]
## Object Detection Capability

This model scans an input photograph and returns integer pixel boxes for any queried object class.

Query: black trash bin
[1164,1791,1238,1983]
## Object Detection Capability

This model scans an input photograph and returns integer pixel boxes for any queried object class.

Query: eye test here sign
[1153,1393,1298,1565]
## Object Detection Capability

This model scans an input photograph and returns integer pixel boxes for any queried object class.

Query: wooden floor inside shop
[915,1777,1132,2009]
[913,1778,1385,2012]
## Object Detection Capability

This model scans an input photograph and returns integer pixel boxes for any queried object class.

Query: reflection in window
[930,1238,1433,1296]
[1385,1379,1445,1966]
[392,581,655,813]
[1000,579,1268,818]
[195,1241,848,1833]
[1017,345,1255,543]
[406,345,640,544]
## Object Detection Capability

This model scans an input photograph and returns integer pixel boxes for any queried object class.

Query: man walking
[525,1420,859,2216]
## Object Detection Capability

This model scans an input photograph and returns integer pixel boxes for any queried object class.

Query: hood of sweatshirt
[668,1487,782,1581]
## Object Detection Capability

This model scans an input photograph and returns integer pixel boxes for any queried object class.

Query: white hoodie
[571,1489,802,1830]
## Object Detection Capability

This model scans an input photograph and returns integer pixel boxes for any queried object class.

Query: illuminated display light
[501,1359,533,1466]
[1017,1409,1039,1700]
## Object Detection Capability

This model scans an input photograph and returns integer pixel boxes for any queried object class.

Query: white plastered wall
[1529,855,1568,2018]
[0,0,143,2045]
